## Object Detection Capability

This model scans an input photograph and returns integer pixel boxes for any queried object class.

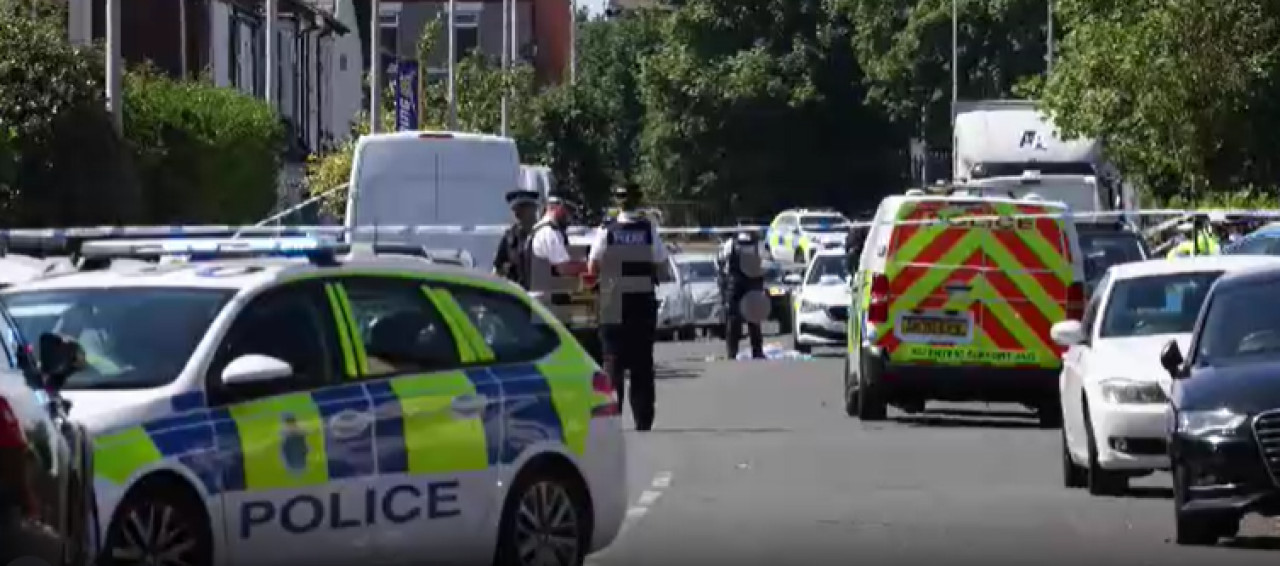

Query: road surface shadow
[893,407,1040,429]
[1224,536,1280,550]
[1120,486,1173,499]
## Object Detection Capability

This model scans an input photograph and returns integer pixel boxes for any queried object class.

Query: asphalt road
[586,330,1280,566]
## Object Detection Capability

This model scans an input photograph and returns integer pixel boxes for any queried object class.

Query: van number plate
[899,314,972,341]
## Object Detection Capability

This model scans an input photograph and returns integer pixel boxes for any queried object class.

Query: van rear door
[882,199,1072,369]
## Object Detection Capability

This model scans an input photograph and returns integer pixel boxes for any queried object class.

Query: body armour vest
[524,219,574,304]
[726,241,765,298]
[598,217,657,324]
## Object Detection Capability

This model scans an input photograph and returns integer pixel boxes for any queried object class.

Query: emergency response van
[844,192,1086,427]
[2,238,626,566]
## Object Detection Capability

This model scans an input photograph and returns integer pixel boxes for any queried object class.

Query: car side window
[207,283,342,404]
[1080,274,1109,338]
[448,287,560,363]
[0,311,22,370]
[341,278,461,376]
[1232,235,1273,255]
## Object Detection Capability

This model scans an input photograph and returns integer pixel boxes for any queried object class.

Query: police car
[765,208,850,265]
[1,237,626,566]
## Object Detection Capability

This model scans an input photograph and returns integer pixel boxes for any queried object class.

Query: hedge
[124,67,285,224]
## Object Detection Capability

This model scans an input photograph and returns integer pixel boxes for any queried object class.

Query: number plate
[900,315,970,338]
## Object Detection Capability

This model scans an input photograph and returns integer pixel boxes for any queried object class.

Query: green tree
[1040,0,1280,200]
[840,0,1054,145]
[637,0,903,221]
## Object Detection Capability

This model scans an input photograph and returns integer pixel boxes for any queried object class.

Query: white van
[345,131,521,269]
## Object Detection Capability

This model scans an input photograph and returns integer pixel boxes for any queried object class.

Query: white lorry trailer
[951,99,1138,224]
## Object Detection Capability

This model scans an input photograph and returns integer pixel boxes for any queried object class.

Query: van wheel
[1037,400,1063,429]
[101,477,211,566]
[495,464,592,566]
[856,357,887,421]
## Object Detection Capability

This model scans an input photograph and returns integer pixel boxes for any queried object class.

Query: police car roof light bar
[78,237,341,266]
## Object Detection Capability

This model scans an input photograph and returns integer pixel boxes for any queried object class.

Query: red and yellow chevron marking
[877,199,1072,368]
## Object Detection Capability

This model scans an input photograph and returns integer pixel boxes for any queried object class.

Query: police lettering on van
[239,481,461,538]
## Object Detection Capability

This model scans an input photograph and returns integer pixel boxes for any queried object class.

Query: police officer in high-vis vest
[718,230,767,359]
[525,192,586,320]
[588,184,671,431]
[493,188,540,284]
[1167,216,1221,259]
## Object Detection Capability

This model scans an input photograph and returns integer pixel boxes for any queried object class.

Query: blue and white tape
[0,209,1271,244]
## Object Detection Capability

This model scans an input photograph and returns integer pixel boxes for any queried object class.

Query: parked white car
[790,249,849,353]
[674,253,723,334]
[657,255,697,340]
[1052,255,1280,495]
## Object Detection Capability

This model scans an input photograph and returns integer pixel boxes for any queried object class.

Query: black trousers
[599,295,657,430]
[725,310,764,359]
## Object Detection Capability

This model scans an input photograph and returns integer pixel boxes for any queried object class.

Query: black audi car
[0,321,97,564]
[1160,262,1280,545]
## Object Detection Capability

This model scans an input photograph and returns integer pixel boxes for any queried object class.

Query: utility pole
[950,0,958,120]
[447,0,457,129]
[369,0,382,133]
[179,0,189,78]
[106,0,121,134]
[265,0,276,106]
[500,0,509,136]
[569,0,577,83]
[1046,0,1055,74]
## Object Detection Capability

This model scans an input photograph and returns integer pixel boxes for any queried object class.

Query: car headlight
[767,286,785,296]
[1177,409,1247,436]
[799,300,823,313]
[1098,379,1166,405]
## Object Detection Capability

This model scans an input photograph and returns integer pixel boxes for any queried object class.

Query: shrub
[124,67,285,223]
[0,3,141,225]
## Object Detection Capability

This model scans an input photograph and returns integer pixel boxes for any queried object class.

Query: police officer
[493,188,540,284]
[525,192,586,309]
[718,230,766,359]
[1167,215,1221,258]
[587,184,671,431]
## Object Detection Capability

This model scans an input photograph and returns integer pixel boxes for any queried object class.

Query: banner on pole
[395,60,420,131]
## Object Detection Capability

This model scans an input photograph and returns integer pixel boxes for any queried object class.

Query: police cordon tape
[0,208,1272,244]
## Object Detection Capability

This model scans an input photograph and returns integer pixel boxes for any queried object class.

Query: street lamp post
[369,0,381,133]
[106,0,121,134]
[265,0,277,107]
[1046,0,1055,74]
[500,0,509,136]
[447,0,457,129]
[569,0,577,84]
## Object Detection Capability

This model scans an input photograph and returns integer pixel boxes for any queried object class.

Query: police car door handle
[328,410,373,440]
[450,394,489,417]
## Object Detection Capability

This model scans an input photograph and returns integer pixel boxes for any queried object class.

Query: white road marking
[586,471,674,566]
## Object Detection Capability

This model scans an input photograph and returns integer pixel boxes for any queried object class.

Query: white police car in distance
[790,250,851,354]
[2,238,627,566]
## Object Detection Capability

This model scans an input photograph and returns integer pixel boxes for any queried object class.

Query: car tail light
[591,371,620,417]
[0,398,23,449]
[868,274,890,324]
[1066,282,1085,320]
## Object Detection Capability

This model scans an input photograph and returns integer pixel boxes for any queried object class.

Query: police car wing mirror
[782,273,802,285]
[1160,340,1185,379]
[221,354,294,386]
[37,332,81,391]
[1049,320,1086,347]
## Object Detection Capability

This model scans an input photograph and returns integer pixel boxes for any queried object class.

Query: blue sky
[581,0,606,17]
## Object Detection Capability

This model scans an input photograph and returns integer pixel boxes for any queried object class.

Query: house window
[228,13,240,87]
[451,10,479,60]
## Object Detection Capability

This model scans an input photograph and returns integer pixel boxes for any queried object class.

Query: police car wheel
[496,466,591,566]
[102,478,211,566]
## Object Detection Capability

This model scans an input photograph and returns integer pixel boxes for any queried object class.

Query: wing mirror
[221,354,293,386]
[37,332,83,392]
[1160,340,1185,379]
[1050,320,1086,346]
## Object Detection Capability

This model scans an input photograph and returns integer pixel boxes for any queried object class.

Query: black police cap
[546,191,579,209]
[505,189,540,207]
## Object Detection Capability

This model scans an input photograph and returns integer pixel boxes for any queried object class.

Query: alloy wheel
[513,480,582,566]
[109,502,197,566]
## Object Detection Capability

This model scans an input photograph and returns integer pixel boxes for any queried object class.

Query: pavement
[587,328,1280,566]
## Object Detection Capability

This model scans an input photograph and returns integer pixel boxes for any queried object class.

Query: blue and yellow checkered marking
[94,363,581,495]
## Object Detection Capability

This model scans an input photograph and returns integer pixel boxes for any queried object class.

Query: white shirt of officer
[588,211,670,267]
[529,204,576,295]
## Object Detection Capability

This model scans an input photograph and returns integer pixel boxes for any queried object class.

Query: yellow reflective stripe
[969,277,1057,365]
[886,230,984,335]
[283,270,513,295]
[231,393,329,489]
[990,202,1070,282]
[324,284,358,378]
[537,342,595,456]
[885,221,954,279]
[390,372,489,473]
[421,287,479,363]
[330,285,370,375]
[429,287,495,361]
[984,249,1066,321]
[93,427,162,484]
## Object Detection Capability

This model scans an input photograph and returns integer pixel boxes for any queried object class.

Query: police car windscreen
[805,255,849,285]
[800,215,846,233]
[3,288,233,389]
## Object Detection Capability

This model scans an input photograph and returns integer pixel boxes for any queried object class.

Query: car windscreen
[3,288,232,389]
[1099,272,1221,338]
[799,215,846,233]
[1081,232,1147,281]
[679,260,718,282]
[806,255,849,285]
[1195,279,1280,366]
